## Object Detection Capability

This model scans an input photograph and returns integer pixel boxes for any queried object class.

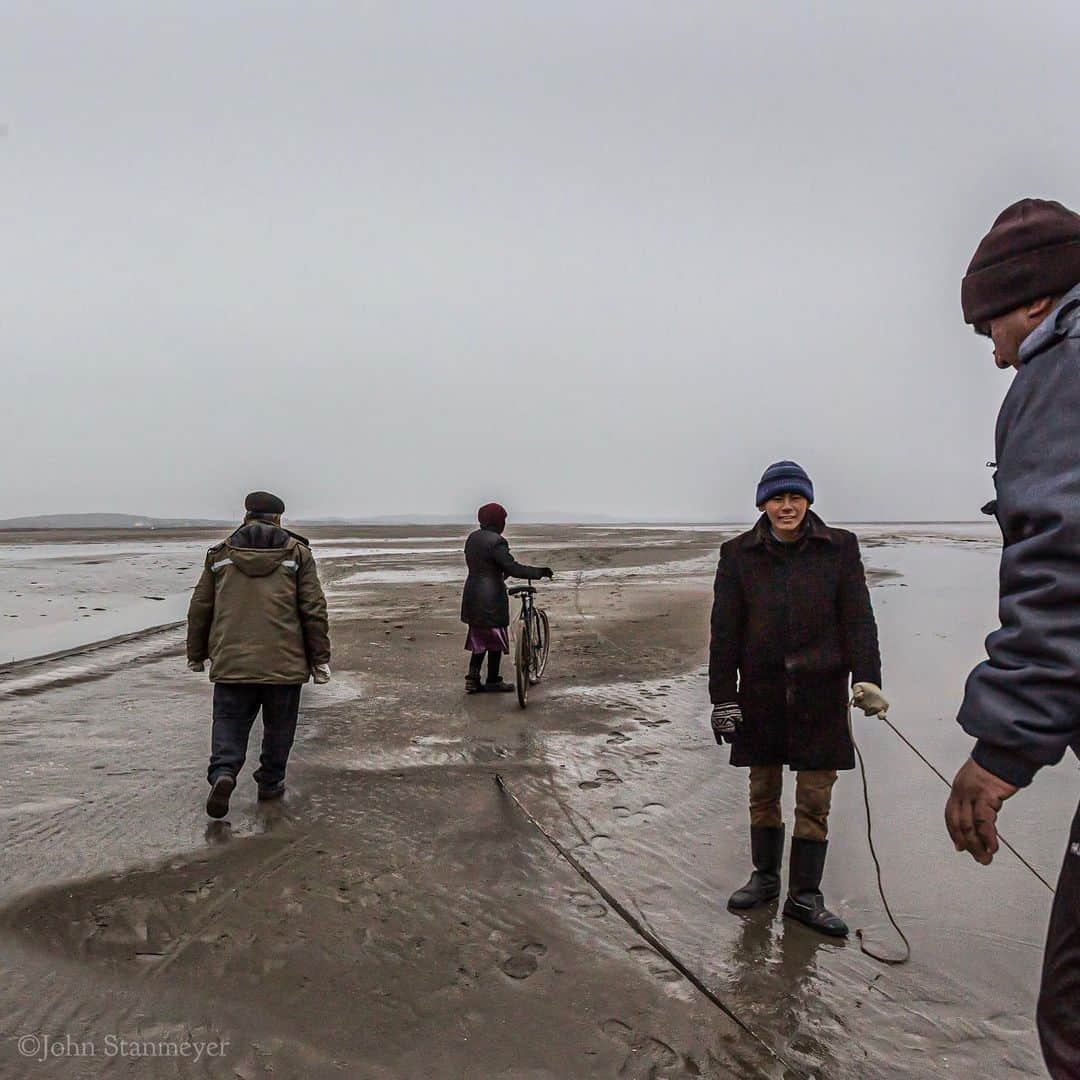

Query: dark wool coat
[709,512,882,771]
[460,527,546,629]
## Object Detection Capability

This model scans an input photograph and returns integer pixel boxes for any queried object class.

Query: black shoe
[257,784,285,802]
[782,837,848,937]
[465,675,484,694]
[485,678,515,693]
[728,825,785,910]
[206,774,236,819]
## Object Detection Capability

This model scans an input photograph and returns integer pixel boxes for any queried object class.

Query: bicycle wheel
[514,621,530,708]
[531,608,550,681]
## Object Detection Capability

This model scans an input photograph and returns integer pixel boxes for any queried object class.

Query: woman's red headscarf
[477,502,507,531]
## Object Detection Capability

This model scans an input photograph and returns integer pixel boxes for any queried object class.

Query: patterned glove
[187,659,205,673]
[852,682,889,717]
[312,663,331,685]
[710,703,742,745]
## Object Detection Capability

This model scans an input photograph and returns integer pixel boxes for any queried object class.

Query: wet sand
[0,524,1074,1078]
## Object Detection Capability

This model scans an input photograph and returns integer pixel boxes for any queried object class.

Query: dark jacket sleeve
[957,337,1080,788]
[838,533,882,688]
[491,538,546,580]
[297,545,331,666]
[708,544,743,704]
[186,554,216,663]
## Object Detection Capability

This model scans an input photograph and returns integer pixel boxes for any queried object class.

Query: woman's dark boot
[466,654,485,694]
[783,837,848,937]
[484,650,515,692]
[728,825,785,910]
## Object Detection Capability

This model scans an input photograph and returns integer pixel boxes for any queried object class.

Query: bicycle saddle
[507,585,536,596]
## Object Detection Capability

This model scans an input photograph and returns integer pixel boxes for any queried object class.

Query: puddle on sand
[0,629,186,699]
[332,566,464,586]
[294,675,365,709]
[326,736,513,773]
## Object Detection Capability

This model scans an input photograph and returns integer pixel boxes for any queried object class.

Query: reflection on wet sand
[0,523,1059,1077]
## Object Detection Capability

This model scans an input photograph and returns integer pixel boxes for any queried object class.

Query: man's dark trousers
[1039,801,1080,1078]
[208,683,302,791]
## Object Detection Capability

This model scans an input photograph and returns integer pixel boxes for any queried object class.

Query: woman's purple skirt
[465,626,510,654]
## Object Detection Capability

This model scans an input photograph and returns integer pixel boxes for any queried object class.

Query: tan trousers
[749,765,838,842]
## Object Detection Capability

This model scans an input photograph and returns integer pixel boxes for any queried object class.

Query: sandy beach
[0,524,1075,1078]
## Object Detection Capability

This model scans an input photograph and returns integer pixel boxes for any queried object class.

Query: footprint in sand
[612,802,666,825]
[606,732,632,745]
[501,942,547,980]
[568,891,607,919]
[628,944,684,985]
[578,767,622,790]
[600,1020,682,1077]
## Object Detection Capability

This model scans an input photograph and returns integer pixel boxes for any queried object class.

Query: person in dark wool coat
[460,503,553,693]
[709,461,888,936]
[946,198,1080,1080]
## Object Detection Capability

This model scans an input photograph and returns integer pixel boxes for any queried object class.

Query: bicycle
[508,584,550,708]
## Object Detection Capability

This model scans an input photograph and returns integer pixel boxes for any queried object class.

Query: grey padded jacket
[958,283,1080,786]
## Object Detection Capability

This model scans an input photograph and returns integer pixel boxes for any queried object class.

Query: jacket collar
[743,509,839,549]
[1019,281,1080,364]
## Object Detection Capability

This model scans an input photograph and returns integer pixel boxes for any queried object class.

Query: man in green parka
[187,491,331,818]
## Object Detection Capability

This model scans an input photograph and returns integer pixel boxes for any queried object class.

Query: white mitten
[312,664,331,685]
[187,659,206,673]
[852,682,889,717]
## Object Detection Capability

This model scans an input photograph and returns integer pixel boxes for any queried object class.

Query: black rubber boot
[783,837,849,937]
[466,654,485,694]
[484,679,515,693]
[257,783,285,801]
[206,774,236,819]
[728,825,785,910]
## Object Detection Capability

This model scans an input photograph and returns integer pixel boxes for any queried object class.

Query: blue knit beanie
[756,461,814,506]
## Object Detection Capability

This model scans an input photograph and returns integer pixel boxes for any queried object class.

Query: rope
[876,713,1055,894]
[494,773,811,1080]
[849,705,1055,967]
[849,712,911,965]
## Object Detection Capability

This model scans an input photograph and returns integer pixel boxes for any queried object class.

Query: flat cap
[244,491,285,515]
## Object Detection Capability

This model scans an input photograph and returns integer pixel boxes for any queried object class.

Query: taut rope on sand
[494,772,812,1080]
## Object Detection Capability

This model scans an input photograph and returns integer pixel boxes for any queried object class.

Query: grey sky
[4,2,1076,522]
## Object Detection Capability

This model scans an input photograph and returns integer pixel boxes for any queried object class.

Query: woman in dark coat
[461,503,553,693]
[708,461,889,936]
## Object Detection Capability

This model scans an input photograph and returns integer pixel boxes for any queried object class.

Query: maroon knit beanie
[962,198,1080,333]
[477,502,507,531]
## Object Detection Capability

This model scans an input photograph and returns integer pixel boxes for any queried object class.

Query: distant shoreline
[0,515,994,532]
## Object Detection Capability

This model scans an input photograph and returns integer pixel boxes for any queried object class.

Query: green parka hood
[221,522,307,578]
[186,521,331,683]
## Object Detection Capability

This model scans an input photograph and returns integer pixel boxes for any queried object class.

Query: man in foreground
[946,198,1080,1077]
[187,491,331,818]
[709,461,887,937]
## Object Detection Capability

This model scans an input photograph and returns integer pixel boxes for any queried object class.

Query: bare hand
[187,659,205,673]
[944,757,1019,865]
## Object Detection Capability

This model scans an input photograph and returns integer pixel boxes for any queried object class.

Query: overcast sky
[4,2,1077,522]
